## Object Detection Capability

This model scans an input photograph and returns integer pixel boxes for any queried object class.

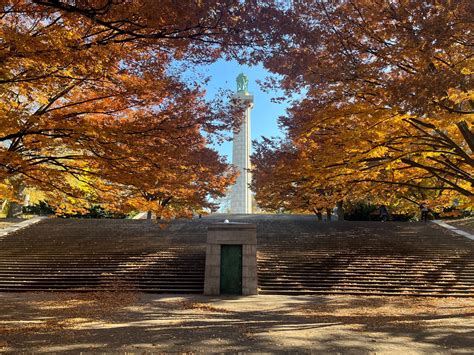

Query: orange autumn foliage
[2,1,472,217]
[253,1,473,214]
[0,0,280,215]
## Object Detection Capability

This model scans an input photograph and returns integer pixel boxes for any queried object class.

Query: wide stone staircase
[256,220,474,297]
[0,215,473,296]
[0,219,208,293]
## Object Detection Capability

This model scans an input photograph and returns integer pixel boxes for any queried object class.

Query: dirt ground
[1,292,473,353]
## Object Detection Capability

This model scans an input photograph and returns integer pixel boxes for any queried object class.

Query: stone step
[258,267,474,275]
[258,284,474,291]
[258,264,474,271]
[0,261,205,266]
[0,271,203,276]
[0,275,204,280]
[258,254,474,263]
[258,289,473,297]
[258,274,474,281]
[2,218,473,296]
[258,280,473,289]
[0,280,203,285]
[0,266,204,270]
[0,287,203,293]
[259,249,473,253]
[0,251,204,256]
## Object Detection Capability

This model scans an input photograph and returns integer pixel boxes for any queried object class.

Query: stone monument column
[230,73,254,214]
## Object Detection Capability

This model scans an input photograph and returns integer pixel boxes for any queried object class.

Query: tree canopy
[252,0,473,214]
[1,1,472,217]
[0,0,284,216]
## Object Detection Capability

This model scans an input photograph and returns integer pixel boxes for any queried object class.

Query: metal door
[220,245,242,294]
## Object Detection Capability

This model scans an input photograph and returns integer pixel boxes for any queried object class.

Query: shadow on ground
[1,292,473,353]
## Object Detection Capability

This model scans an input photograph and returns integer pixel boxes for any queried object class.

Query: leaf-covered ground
[1,292,473,353]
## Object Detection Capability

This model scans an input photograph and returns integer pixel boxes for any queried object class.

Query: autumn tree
[253,0,473,214]
[0,0,283,216]
[251,137,341,219]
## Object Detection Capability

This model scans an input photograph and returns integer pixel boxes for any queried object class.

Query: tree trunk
[6,201,22,218]
[1,200,9,217]
[313,207,323,221]
[336,200,344,221]
[326,208,332,221]
[146,210,152,220]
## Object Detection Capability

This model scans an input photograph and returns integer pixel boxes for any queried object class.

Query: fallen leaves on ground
[0,318,73,336]
[296,296,474,330]
[1,288,140,336]
[164,300,231,313]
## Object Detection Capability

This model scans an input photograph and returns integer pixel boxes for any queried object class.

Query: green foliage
[23,201,126,218]
[61,205,126,219]
[126,210,140,219]
[22,201,55,216]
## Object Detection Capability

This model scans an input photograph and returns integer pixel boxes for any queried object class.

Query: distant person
[379,204,389,222]
[419,202,429,222]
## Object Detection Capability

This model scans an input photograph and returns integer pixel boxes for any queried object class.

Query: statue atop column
[236,73,249,93]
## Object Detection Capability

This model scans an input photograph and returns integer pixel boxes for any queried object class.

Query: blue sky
[197,60,289,162]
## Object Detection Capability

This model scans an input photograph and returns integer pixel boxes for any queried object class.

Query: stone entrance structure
[204,222,258,296]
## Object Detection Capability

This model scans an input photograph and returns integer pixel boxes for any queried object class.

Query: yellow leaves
[460,57,473,75]
[391,113,411,124]
[447,88,474,104]
[384,159,402,171]
[0,181,16,201]
[0,3,240,217]
[367,146,389,159]
[23,188,46,204]
[460,67,472,75]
